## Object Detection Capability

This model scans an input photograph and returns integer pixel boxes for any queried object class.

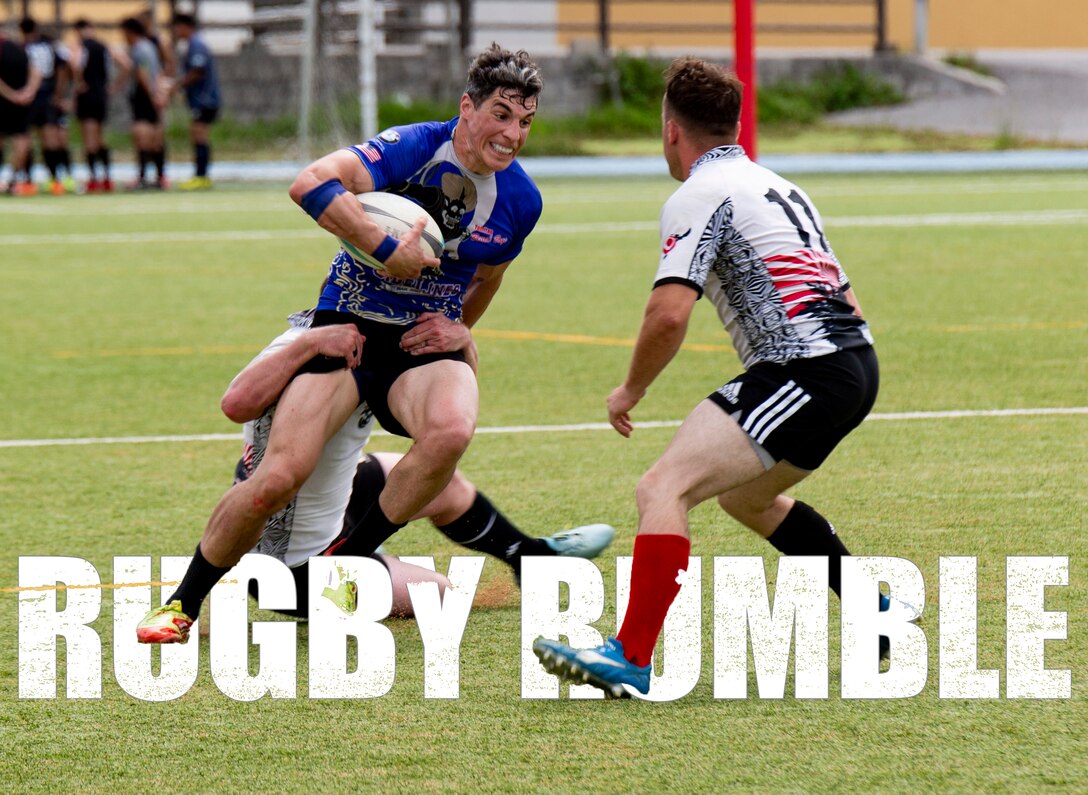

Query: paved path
[829,51,1088,145]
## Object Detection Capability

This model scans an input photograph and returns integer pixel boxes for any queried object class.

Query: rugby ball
[339,191,444,268]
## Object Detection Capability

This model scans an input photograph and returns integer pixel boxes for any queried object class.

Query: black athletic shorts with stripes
[706,345,879,472]
[299,309,467,438]
[246,454,389,617]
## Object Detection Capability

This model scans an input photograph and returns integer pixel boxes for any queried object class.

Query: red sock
[615,533,691,667]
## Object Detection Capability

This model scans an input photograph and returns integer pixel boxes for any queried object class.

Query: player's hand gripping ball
[340,191,444,269]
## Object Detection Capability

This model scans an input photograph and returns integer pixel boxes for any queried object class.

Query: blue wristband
[371,234,399,263]
[300,178,348,221]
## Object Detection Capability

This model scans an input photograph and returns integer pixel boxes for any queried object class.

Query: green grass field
[1,171,1086,793]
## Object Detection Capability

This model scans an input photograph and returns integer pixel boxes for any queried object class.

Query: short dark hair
[664,57,742,139]
[172,13,197,28]
[464,43,543,107]
[19,17,37,34]
[74,19,92,31]
[120,17,146,36]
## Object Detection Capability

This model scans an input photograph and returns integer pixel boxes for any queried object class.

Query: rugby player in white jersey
[535,58,915,698]
[140,310,614,642]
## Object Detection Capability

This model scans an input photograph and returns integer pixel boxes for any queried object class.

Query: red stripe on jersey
[765,251,840,317]
[765,251,841,288]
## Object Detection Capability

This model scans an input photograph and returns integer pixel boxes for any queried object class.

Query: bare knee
[248,463,305,514]
[636,466,682,516]
[416,414,475,466]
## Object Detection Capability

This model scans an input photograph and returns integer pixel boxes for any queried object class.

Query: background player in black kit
[72,19,116,192]
[0,26,39,195]
[19,17,75,194]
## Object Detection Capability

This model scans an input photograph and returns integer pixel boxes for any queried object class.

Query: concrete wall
[553,0,1088,52]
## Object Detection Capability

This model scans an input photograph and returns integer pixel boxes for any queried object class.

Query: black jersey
[79,37,109,93]
[0,37,29,89]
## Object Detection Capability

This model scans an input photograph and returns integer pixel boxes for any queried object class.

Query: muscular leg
[380,359,479,523]
[718,460,853,598]
[163,369,360,624]
[716,460,810,538]
[634,399,769,539]
[371,452,477,527]
[367,451,571,578]
[615,400,771,666]
[201,369,361,566]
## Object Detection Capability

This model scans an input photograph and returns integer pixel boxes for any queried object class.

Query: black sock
[334,499,406,558]
[43,148,59,180]
[436,492,553,577]
[195,142,210,177]
[138,150,150,181]
[766,500,851,598]
[166,543,232,620]
[86,150,98,178]
[100,147,111,179]
[59,148,71,178]
[154,148,165,180]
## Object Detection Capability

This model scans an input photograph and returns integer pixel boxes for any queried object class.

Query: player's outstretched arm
[608,283,698,437]
[289,150,439,280]
[221,325,364,423]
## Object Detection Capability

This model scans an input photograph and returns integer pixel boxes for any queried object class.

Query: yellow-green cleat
[136,600,194,644]
[321,565,359,615]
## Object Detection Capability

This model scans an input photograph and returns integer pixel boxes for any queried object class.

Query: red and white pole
[734,0,758,160]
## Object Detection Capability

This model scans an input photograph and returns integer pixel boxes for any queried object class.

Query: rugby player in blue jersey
[138,44,550,641]
[171,13,221,190]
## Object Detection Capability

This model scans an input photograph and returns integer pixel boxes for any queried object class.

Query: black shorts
[76,92,108,122]
[27,96,65,128]
[130,91,159,124]
[190,105,219,124]
[302,309,468,438]
[0,99,29,135]
[707,346,879,471]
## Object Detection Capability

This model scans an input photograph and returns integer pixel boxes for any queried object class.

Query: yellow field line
[1,579,238,594]
[48,319,1083,361]
[474,328,732,353]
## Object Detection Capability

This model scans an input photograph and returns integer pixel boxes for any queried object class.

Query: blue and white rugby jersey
[317,118,543,324]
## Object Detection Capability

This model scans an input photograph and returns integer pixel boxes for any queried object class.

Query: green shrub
[943,52,995,78]
[611,54,666,107]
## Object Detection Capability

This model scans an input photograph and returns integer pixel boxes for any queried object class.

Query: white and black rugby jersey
[654,145,873,369]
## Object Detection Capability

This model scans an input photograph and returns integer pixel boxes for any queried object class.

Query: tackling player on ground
[136,311,613,642]
[534,58,916,698]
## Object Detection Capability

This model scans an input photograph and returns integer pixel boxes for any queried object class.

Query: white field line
[3,208,1088,246]
[0,407,1084,449]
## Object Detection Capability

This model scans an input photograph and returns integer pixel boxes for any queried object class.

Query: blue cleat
[880,592,922,623]
[533,636,650,699]
[542,523,615,559]
[878,593,922,661]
